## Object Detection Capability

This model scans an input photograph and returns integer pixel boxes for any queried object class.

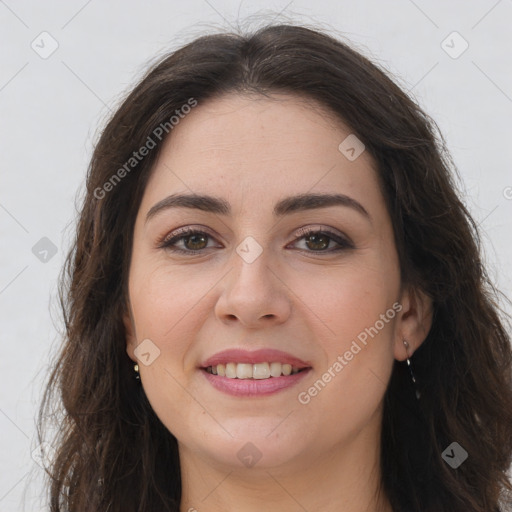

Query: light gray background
[1,1,511,510]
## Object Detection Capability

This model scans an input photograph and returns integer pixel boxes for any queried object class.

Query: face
[124,93,427,473]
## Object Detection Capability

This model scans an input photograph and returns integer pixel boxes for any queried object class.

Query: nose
[214,245,292,329]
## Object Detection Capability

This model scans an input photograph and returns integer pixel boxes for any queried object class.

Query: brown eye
[182,233,208,250]
[291,228,354,253]
[158,229,218,254]
[158,227,353,256]
[304,232,331,251]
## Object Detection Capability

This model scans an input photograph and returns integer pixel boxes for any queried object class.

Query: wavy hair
[37,23,512,512]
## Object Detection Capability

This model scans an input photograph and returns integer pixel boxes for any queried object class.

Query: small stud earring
[403,339,420,400]
[133,363,140,381]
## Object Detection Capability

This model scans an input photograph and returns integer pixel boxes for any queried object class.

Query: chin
[176,416,309,470]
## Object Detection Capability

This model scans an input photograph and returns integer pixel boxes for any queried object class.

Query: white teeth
[253,362,270,380]
[225,362,237,378]
[270,362,282,377]
[206,362,304,379]
[236,363,253,379]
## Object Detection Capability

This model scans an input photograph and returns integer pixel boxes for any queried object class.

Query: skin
[124,93,432,512]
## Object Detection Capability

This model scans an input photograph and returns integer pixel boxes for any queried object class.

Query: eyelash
[157,226,354,255]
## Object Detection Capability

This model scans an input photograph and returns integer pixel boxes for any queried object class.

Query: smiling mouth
[203,362,310,379]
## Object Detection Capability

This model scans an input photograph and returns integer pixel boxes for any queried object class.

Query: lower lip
[201,368,312,397]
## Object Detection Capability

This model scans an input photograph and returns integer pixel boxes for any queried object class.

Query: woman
[37,23,512,512]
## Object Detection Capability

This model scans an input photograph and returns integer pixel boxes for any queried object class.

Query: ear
[394,286,433,361]
[123,299,138,363]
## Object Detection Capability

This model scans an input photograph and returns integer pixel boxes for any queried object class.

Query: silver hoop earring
[403,339,420,400]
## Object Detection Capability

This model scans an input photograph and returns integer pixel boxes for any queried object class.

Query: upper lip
[201,349,312,369]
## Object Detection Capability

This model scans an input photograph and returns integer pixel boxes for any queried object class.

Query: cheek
[127,261,222,409]
[130,261,215,340]
[292,249,399,341]
[292,251,399,413]
[128,264,216,436]
[296,297,397,441]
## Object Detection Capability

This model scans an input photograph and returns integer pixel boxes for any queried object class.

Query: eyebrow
[145,192,371,224]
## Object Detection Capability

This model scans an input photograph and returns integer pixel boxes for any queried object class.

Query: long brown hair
[37,23,512,511]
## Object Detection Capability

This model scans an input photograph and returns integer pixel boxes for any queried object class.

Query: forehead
[140,93,382,215]
[163,93,358,162]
